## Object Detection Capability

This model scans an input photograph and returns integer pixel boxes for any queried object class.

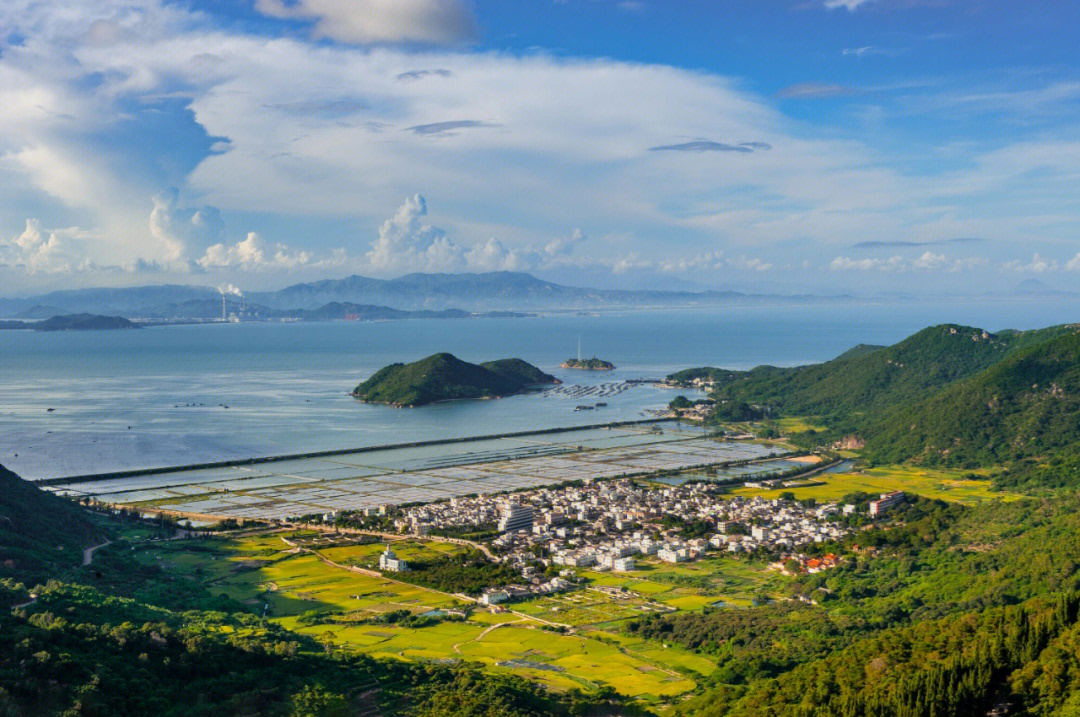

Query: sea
[3,299,1077,481]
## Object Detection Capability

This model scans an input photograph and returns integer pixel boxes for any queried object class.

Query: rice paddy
[134,529,718,703]
[729,464,1018,505]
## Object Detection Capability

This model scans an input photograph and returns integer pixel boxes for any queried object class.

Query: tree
[289,686,349,717]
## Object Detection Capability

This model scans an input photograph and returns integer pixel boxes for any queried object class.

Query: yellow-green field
[731,465,1019,505]
[134,531,715,703]
[774,417,828,434]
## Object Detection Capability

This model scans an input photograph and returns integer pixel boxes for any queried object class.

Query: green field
[730,464,1019,505]
[133,531,714,703]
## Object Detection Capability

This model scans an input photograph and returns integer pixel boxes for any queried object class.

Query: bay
[2,299,1077,480]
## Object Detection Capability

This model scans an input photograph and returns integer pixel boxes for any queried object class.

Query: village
[375,476,907,607]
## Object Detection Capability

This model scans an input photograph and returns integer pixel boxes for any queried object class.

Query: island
[0,314,140,331]
[561,357,615,370]
[351,352,560,407]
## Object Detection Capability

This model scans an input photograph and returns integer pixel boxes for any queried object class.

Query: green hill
[352,353,558,407]
[0,465,104,584]
[561,357,615,370]
[864,328,1080,467]
[678,324,1074,428]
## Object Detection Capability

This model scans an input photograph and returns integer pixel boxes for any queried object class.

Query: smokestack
[218,284,243,321]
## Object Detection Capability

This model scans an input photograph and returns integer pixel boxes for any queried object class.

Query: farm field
[133,530,714,703]
[730,464,1019,505]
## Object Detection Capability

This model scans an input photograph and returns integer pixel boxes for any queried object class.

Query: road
[82,539,111,566]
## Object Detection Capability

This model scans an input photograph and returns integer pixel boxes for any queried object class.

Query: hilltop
[352,353,559,407]
[672,324,1073,428]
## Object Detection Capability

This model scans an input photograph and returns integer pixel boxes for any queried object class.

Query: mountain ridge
[0,271,856,317]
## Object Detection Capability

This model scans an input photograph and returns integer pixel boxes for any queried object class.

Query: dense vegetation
[561,358,615,370]
[352,353,558,406]
[0,464,617,716]
[0,466,105,589]
[387,549,524,595]
[863,330,1080,467]
[669,323,1080,480]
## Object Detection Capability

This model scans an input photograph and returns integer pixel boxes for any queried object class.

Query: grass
[729,464,1020,505]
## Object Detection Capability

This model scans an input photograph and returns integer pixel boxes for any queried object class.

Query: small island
[561,357,615,371]
[352,352,560,407]
[0,314,140,332]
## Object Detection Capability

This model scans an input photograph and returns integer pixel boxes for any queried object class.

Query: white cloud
[149,189,224,263]
[1065,253,1080,272]
[198,232,313,270]
[366,194,463,272]
[829,255,907,272]
[253,0,477,45]
[825,0,875,10]
[2,219,85,273]
[1,0,1079,293]
[911,251,947,270]
[1001,253,1058,273]
[731,255,773,272]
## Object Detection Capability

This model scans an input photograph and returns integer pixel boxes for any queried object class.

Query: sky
[1,0,1079,296]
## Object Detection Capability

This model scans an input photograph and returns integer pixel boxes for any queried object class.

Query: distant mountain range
[0,271,856,319]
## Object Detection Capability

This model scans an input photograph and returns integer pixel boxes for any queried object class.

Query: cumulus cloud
[544,228,585,258]
[2,219,85,273]
[364,196,587,274]
[366,194,462,272]
[149,189,224,263]
[731,255,774,272]
[254,0,478,45]
[911,251,947,270]
[830,255,908,272]
[2,0,1080,292]
[1002,253,1058,273]
[830,252,990,273]
[198,232,313,270]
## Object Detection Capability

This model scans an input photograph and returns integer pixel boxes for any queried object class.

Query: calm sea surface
[3,300,1077,480]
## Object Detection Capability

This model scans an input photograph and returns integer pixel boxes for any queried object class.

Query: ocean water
[3,299,1077,480]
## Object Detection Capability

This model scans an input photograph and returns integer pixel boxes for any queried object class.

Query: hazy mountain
[0,271,856,318]
[250,271,854,311]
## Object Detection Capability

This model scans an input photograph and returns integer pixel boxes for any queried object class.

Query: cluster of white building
[395,479,864,574]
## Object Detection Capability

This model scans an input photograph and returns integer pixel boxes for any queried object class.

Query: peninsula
[351,352,559,407]
[561,357,615,370]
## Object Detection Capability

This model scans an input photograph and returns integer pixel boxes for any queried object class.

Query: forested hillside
[681,324,1071,427]
[0,464,104,585]
[864,329,1080,467]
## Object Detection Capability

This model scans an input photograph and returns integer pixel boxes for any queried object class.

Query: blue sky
[1,0,1078,295]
